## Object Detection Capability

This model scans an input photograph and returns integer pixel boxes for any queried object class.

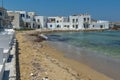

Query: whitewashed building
[69,14,91,30]
[47,14,109,30]
[7,11,37,29]
[7,11,20,29]
[47,16,64,30]
[90,20,109,30]
[7,10,109,30]
[35,16,47,29]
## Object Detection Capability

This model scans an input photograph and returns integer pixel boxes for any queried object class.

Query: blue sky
[3,0,120,21]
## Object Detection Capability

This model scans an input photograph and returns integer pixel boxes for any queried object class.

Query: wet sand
[48,41,120,80]
[16,31,112,80]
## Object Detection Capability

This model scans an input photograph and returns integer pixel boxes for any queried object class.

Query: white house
[47,14,109,30]
[35,16,47,29]
[69,14,91,30]
[7,11,37,29]
[47,14,92,30]
[62,17,70,30]
[90,20,109,30]
[47,16,64,30]
[7,10,109,30]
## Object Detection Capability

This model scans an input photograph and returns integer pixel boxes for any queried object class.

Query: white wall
[7,11,21,29]
[62,22,70,30]
[90,21,109,29]
[47,17,64,30]
[69,14,91,30]
[35,16,47,29]
[47,23,56,30]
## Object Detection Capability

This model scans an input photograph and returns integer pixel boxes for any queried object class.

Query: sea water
[46,30,120,80]
[47,30,120,59]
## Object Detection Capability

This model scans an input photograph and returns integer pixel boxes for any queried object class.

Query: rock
[30,73,34,76]
[42,77,49,80]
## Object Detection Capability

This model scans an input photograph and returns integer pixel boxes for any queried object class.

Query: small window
[33,18,36,21]
[11,16,14,19]
[51,18,55,22]
[20,14,22,17]
[50,25,52,27]
[72,19,75,23]
[84,24,86,28]
[57,25,60,28]
[84,18,86,22]
[93,25,94,27]
[38,25,40,28]
[26,15,29,18]
[87,18,89,21]
[67,25,69,28]
[73,25,75,28]
[0,12,2,16]
[76,25,78,29]
[57,20,59,23]
[37,19,40,22]
[20,14,25,17]
[76,19,78,22]
[100,25,103,28]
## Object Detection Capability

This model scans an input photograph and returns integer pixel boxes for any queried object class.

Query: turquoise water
[47,30,120,59]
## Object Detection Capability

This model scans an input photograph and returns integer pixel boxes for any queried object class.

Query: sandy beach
[16,30,112,80]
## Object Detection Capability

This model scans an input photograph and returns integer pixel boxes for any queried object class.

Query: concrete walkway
[2,39,16,80]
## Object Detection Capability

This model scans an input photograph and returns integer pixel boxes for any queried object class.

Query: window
[37,19,40,22]
[93,25,94,27]
[67,25,69,28]
[27,15,30,18]
[11,16,14,20]
[84,18,86,22]
[100,25,103,28]
[50,25,52,27]
[72,19,75,23]
[87,18,89,21]
[26,15,29,18]
[57,25,61,28]
[51,18,55,22]
[57,20,59,23]
[28,16,30,18]
[38,25,40,28]
[76,25,78,29]
[73,25,75,28]
[33,18,36,21]
[76,19,78,22]
[0,12,2,16]
[20,14,25,17]
[84,24,86,28]
[20,14,22,17]
[33,23,35,28]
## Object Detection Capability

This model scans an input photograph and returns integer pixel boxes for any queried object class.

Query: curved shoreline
[16,31,112,80]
